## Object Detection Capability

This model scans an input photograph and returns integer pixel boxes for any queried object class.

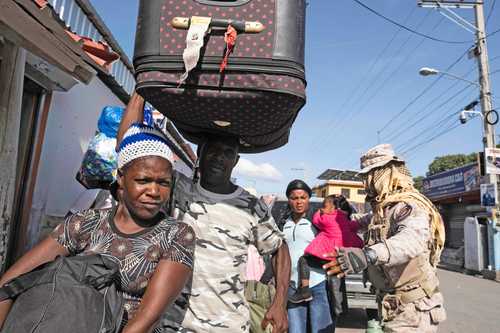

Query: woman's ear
[117,169,124,188]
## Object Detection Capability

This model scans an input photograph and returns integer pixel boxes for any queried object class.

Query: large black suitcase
[134,0,306,153]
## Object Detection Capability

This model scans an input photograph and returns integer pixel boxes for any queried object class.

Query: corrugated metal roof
[47,0,135,96]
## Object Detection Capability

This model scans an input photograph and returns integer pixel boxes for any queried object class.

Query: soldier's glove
[336,247,369,275]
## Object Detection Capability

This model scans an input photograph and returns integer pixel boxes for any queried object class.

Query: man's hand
[261,302,288,333]
[322,248,368,278]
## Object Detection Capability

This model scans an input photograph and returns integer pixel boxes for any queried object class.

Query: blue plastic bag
[97,106,124,138]
[143,104,154,127]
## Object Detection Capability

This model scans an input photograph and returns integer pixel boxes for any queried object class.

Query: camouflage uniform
[359,202,446,333]
[353,144,446,333]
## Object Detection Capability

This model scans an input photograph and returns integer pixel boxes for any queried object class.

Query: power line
[393,57,500,144]
[401,121,465,156]
[395,90,477,152]
[347,15,442,127]
[486,0,497,26]
[305,6,419,153]
[309,11,439,155]
[377,48,470,134]
[385,68,477,143]
[325,11,435,140]
[351,0,473,44]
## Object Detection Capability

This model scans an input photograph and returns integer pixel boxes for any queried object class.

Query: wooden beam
[0,0,95,83]
[0,40,25,271]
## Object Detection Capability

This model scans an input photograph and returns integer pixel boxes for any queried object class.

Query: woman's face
[118,156,173,221]
[288,189,310,215]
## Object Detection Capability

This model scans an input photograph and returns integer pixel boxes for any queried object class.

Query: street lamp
[419,67,499,125]
[418,67,479,86]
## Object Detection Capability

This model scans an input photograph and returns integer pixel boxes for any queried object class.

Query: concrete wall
[28,77,125,247]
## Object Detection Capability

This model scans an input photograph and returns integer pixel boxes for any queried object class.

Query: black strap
[0,266,56,301]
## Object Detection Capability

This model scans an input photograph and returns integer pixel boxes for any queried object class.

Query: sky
[90,0,500,195]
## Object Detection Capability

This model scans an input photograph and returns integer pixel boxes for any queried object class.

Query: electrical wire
[351,0,473,44]
[377,48,470,135]
[385,68,477,143]
[304,6,419,153]
[324,12,435,141]
[395,90,477,152]
[401,121,465,156]
[486,0,497,26]
[347,16,442,125]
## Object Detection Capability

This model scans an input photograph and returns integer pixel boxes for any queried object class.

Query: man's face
[288,189,310,215]
[199,139,239,184]
[118,156,173,220]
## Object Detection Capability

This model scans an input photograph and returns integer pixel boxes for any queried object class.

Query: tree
[413,176,424,192]
[427,153,477,176]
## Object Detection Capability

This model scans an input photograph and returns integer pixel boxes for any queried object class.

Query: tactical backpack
[0,254,124,333]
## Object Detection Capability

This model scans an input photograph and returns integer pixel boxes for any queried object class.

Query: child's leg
[289,256,313,303]
[297,255,311,288]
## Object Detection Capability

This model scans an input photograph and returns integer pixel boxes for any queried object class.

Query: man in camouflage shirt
[324,144,446,333]
[161,134,290,333]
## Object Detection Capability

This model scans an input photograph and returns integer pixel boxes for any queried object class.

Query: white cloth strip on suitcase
[180,16,212,83]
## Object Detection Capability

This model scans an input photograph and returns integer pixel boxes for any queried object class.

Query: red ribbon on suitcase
[220,25,238,73]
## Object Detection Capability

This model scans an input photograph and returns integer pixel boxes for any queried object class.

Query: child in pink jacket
[289,195,363,305]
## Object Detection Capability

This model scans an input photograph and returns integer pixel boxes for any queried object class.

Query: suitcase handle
[171,16,265,33]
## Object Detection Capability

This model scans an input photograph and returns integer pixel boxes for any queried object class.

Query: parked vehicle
[268,196,378,317]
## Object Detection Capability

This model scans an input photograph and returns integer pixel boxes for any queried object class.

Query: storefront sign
[485,148,500,175]
[422,164,480,199]
[480,183,497,207]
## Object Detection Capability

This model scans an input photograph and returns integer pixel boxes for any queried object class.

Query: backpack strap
[0,263,58,301]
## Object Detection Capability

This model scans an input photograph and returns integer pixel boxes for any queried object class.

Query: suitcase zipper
[134,57,305,80]
[136,80,307,99]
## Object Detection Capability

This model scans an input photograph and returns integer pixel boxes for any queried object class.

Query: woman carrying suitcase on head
[0,124,195,333]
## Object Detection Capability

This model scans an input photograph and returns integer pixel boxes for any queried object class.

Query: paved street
[336,269,500,333]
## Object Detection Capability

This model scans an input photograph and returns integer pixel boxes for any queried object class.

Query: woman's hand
[122,260,191,333]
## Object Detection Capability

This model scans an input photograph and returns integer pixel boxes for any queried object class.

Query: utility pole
[418,0,500,280]
[474,2,500,280]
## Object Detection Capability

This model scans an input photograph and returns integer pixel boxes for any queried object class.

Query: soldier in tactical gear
[323,144,447,333]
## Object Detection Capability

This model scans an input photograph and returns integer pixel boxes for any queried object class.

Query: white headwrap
[117,123,173,169]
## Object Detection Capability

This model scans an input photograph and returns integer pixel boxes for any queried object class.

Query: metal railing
[47,0,135,95]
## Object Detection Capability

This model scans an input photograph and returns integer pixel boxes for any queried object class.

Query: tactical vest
[365,201,440,304]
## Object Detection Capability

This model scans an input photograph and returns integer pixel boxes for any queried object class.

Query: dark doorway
[6,77,46,266]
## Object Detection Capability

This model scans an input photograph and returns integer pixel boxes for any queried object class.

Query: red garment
[304,210,364,259]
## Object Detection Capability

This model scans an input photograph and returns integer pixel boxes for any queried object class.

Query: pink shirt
[305,210,364,258]
[245,245,265,281]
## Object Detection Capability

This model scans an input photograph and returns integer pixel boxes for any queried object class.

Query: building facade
[312,169,368,213]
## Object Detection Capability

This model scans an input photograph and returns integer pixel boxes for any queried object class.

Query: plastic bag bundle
[77,105,156,189]
[77,133,118,189]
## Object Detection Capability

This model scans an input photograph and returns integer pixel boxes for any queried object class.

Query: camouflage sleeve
[351,213,372,232]
[250,199,285,256]
[369,203,430,267]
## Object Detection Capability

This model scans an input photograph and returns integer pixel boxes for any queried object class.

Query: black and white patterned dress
[51,207,195,320]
